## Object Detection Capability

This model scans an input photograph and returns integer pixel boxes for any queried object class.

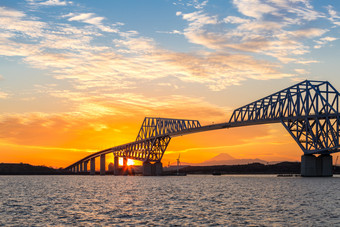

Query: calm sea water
[0,175,339,226]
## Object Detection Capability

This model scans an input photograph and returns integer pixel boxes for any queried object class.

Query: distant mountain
[200,158,268,166]
[205,153,235,161]
[171,153,269,166]
[199,153,267,166]
[200,153,268,166]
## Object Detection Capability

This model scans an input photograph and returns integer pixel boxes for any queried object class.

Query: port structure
[65,80,340,176]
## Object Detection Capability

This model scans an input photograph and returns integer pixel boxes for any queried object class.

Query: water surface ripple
[1,175,339,226]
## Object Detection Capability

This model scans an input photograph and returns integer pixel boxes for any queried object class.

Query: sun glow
[118,158,137,166]
[127,159,135,166]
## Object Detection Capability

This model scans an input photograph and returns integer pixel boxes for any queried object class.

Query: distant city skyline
[0,0,340,167]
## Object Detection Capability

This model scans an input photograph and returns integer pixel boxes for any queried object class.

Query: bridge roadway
[65,80,340,177]
[66,114,339,176]
[65,119,281,175]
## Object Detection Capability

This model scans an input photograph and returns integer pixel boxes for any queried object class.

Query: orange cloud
[0,93,232,167]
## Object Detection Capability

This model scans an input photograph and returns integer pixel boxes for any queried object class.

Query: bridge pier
[114,156,119,175]
[301,154,333,177]
[155,162,163,176]
[84,161,88,173]
[123,157,128,174]
[100,154,106,175]
[90,158,95,175]
[143,162,152,176]
[143,161,163,176]
[113,157,128,175]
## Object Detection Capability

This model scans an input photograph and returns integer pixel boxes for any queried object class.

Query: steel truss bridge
[65,80,340,176]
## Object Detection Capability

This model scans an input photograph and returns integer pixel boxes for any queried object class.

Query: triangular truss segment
[102,117,200,162]
[136,117,201,141]
[66,80,340,171]
[229,80,340,154]
[113,136,171,162]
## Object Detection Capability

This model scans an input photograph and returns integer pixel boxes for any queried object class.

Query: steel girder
[128,117,201,162]
[65,80,340,171]
[136,117,201,141]
[229,80,340,154]
[112,136,171,162]
[112,117,200,162]
[65,118,200,170]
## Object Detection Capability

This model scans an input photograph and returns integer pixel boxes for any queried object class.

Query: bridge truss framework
[65,80,340,176]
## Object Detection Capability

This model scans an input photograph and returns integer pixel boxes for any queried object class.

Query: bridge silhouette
[65,80,340,176]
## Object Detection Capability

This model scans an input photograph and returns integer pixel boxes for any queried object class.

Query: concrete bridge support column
[75,164,79,173]
[90,158,95,175]
[154,162,163,176]
[143,162,152,176]
[84,161,88,173]
[100,154,106,175]
[79,163,83,173]
[318,154,333,176]
[114,156,119,175]
[143,162,163,176]
[122,157,128,175]
[301,154,333,177]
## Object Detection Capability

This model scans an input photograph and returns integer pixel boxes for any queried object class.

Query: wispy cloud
[0,6,46,38]
[0,91,228,149]
[156,30,182,35]
[0,1,337,101]
[294,68,309,75]
[314,36,337,49]
[190,0,208,10]
[27,0,70,6]
[327,5,340,26]
[0,5,293,92]
[177,0,330,65]
[233,0,277,19]
[65,13,118,32]
[0,140,94,153]
[0,91,8,99]
[1,2,330,97]
[173,0,208,10]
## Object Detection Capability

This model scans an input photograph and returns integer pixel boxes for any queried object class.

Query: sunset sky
[1,0,340,168]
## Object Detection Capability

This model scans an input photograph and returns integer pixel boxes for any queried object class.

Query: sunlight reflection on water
[0,175,339,226]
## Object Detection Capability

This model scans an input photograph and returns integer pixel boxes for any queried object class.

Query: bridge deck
[65,80,340,171]
[65,113,340,169]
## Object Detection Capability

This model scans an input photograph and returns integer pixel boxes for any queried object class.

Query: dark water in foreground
[0,175,339,226]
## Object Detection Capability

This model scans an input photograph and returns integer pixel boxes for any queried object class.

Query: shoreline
[1,162,339,175]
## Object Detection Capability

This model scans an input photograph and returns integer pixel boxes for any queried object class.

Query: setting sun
[118,158,140,166]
